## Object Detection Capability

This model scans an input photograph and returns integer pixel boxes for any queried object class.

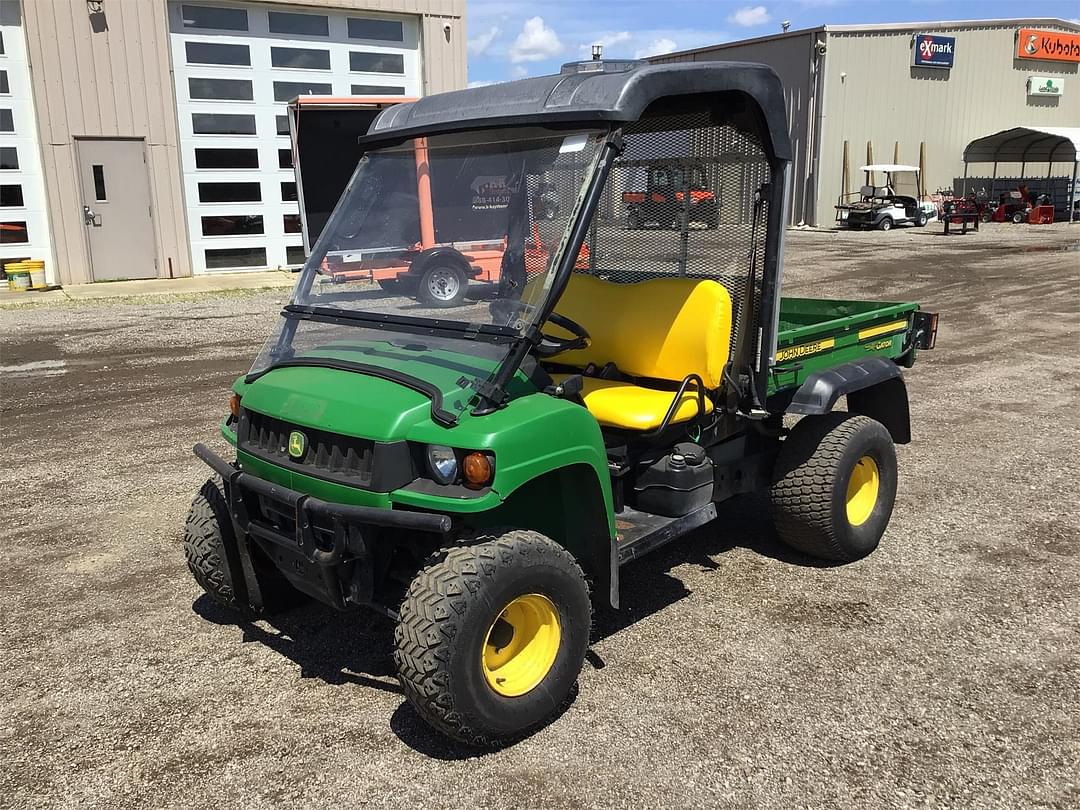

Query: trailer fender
[407,245,477,278]
[786,357,911,444]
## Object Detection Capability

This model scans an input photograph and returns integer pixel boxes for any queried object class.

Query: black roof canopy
[363,62,792,162]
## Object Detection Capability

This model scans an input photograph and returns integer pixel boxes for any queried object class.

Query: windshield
[250,126,608,389]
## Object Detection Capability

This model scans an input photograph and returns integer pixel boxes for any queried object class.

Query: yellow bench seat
[531,273,733,431]
[550,373,714,431]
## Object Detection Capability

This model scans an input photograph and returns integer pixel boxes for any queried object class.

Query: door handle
[83,205,102,227]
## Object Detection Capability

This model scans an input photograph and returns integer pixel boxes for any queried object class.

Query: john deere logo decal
[288,431,306,459]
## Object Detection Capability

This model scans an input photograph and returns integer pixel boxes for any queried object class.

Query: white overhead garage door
[167,2,420,273]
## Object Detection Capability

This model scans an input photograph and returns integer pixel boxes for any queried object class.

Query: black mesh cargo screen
[560,109,771,357]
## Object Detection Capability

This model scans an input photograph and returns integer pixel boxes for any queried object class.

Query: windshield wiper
[282,305,517,344]
[245,357,460,427]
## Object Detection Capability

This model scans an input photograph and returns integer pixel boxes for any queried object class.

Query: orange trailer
[288,96,586,307]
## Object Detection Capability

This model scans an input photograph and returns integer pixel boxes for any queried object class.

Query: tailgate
[769,298,922,394]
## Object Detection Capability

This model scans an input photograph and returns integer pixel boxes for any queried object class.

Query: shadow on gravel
[592,492,840,643]
[193,595,400,693]
[192,492,831,758]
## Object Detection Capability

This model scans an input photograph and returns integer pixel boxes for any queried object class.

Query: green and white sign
[1027,76,1064,97]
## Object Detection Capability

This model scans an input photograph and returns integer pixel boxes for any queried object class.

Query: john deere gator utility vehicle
[185,59,938,746]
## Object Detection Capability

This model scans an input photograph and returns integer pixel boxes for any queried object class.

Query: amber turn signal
[229,393,241,418]
[462,452,493,488]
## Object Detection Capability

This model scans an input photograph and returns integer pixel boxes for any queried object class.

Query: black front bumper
[194,443,451,609]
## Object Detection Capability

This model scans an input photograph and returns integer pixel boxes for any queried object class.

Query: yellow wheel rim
[481,593,561,697]
[846,455,880,527]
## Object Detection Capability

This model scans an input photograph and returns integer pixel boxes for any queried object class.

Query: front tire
[1012,211,1026,224]
[416,263,468,308]
[394,530,591,746]
[877,217,893,231]
[770,413,898,562]
[182,478,299,614]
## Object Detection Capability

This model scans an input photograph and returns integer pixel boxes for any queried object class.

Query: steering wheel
[536,312,591,357]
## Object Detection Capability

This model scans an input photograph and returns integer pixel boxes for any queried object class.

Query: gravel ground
[1,223,1078,809]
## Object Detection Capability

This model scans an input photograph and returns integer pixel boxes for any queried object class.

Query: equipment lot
[1,224,1077,808]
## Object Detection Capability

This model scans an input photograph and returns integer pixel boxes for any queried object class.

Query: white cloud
[510,16,563,63]
[634,37,677,59]
[578,31,632,59]
[468,26,500,56]
[729,6,771,27]
[512,65,529,79]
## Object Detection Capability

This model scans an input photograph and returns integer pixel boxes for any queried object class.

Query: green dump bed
[768,298,921,396]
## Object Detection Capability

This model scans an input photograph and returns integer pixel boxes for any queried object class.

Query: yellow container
[7,266,31,292]
[25,260,47,290]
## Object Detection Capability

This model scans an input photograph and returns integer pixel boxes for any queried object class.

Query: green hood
[237,340,519,442]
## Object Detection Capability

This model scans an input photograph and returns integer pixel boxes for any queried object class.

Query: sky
[466,0,1080,85]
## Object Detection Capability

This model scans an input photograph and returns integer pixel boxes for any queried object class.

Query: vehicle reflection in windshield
[249,126,608,385]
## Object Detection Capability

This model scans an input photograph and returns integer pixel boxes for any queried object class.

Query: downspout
[807,30,829,227]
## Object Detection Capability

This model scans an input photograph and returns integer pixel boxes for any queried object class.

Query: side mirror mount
[545,373,583,399]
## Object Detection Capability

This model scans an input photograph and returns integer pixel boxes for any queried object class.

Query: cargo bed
[768,298,922,395]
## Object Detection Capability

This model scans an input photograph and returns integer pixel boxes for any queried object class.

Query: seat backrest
[537,274,732,389]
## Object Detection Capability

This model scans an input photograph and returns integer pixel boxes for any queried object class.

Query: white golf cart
[836,164,937,231]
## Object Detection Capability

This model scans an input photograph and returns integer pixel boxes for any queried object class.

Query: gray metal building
[653,19,1080,226]
[0,0,466,286]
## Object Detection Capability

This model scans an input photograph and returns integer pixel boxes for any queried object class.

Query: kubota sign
[1016,28,1080,63]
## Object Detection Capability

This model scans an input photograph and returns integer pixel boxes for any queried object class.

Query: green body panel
[769,298,921,395]
[229,340,615,537]
[221,300,921,546]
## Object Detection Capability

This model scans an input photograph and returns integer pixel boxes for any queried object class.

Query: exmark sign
[912,34,955,69]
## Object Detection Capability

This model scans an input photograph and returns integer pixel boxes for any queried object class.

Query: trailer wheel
[417,263,468,308]
[770,413,897,562]
[877,217,893,231]
[626,207,643,230]
[183,478,300,614]
[394,530,591,747]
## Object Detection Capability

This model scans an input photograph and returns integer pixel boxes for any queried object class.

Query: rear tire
[770,413,897,562]
[394,530,591,747]
[915,213,928,227]
[182,478,299,614]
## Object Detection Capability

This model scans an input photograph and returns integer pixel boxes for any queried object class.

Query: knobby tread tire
[770,413,896,562]
[183,478,240,611]
[182,478,300,615]
[393,529,590,747]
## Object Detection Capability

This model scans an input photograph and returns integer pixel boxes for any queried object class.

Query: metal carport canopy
[962,127,1079,222]
[963,126,1080,163]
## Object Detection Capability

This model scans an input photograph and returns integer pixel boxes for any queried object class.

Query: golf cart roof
[364,62,792,161]
[860,164,920,173]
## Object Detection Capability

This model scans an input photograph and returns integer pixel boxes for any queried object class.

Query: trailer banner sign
[1016,29,1080,63]
[912,34,955,69]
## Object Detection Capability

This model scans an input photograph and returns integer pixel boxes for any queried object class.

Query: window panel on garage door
[168,1,419,272]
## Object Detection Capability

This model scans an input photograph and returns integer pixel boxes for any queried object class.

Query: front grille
[239,409,375,486]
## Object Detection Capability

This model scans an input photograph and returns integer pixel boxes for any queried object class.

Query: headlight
[426,445,459,485]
